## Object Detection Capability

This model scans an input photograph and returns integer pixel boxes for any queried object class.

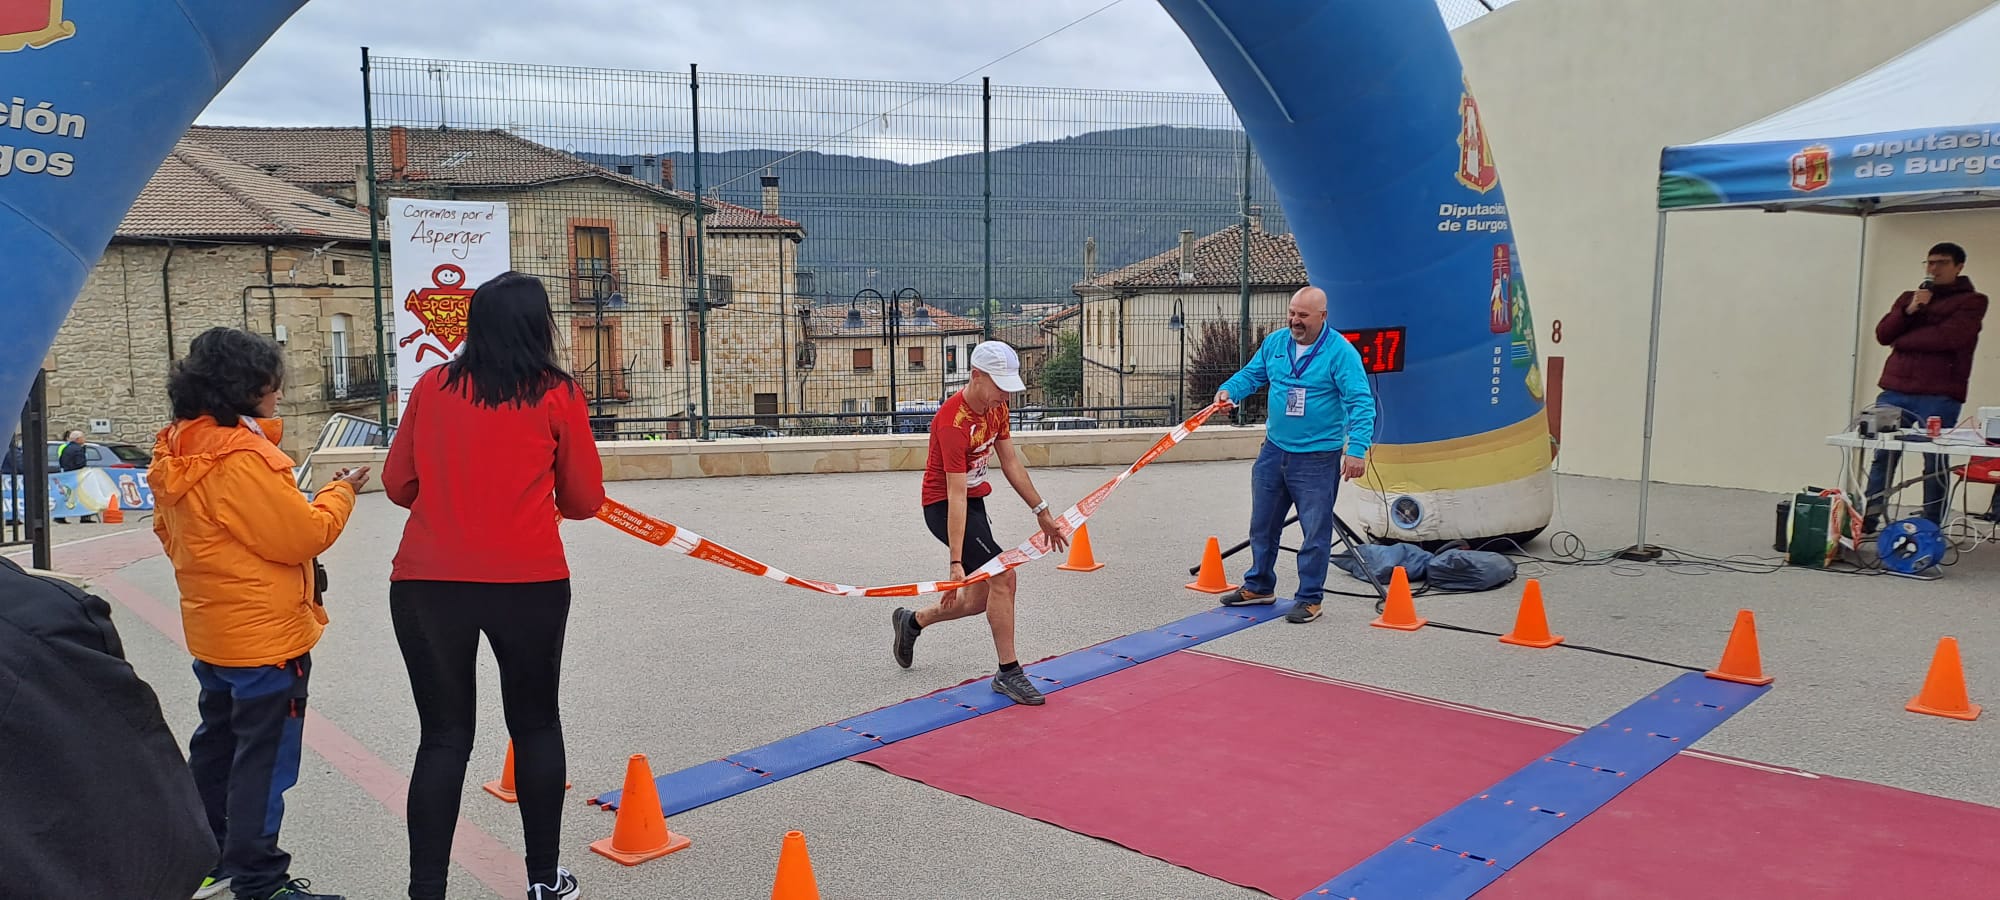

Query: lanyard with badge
[1283,327,1330,417]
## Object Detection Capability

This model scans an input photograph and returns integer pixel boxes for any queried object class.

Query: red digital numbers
[1340,327,1407,374]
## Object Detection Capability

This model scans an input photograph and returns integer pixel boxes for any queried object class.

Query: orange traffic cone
[590,754,691,865]
[1186,537,1237,594]
[102,492,123,525]
[1498,579,1562,648]
[769,830,822,900]
[1705,609,1774,686]
[1907,637,1981,721]
[1057,523,1105,572]
[482,740,571,802]
[1369,567,1427,631]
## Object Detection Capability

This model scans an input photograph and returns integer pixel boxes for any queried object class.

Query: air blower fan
[1877,517,1946,576]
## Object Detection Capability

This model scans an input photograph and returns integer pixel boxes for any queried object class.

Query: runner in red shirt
[892,341,1068,705]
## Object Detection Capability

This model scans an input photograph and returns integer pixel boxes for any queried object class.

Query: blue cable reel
[1877,517,1947,576]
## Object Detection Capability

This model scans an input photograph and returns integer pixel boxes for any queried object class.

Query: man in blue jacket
[1215,286,1377,624]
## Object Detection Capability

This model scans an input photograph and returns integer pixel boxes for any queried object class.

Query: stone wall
[46,241,382,460]
[305,422,1268,493]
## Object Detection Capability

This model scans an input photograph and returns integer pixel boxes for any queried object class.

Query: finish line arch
[0,0,1551,542]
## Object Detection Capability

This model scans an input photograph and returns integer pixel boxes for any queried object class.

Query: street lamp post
[890,287,922,431]
[1167,297,1186,421]
[848,289,883,431]
[593,272,621,420]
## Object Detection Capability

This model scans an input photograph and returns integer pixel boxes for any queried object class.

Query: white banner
[387,198,511,408]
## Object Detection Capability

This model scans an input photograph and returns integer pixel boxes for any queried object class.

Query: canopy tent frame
[1627,1,2000,556]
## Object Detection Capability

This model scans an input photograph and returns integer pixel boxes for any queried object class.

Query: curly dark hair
[167,327,286,426]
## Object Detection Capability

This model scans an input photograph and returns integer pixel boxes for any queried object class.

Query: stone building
[1072,212,1305,416]
[182,125,806,438]
[47,140,381,461]
[798,298,984,429]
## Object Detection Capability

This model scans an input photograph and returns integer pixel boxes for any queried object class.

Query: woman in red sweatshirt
[382,271,604,900]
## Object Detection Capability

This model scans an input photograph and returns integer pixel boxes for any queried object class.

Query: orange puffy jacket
[148,416,356,668]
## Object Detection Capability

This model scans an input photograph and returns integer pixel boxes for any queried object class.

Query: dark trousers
[391,580,571,899]
[189,655,312,897]
[1864,390,1963,527]
[1242,442,1344,606]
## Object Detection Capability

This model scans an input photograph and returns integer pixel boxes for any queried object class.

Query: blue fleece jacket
[1218,327,1377,455]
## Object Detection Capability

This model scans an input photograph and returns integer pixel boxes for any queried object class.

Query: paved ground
[20,454,1997,899]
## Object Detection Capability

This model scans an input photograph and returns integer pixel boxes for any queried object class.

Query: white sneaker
[191,873,231,899]
[527,867,579,900]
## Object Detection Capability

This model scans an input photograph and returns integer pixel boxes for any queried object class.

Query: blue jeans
[1864,390,1962,526]
[1243,442,1342,606]
[189,655,311,896]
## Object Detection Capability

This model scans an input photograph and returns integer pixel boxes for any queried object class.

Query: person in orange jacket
[148,327,370,900]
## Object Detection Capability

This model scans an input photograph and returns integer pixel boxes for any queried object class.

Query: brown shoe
[1221,587,1275,607]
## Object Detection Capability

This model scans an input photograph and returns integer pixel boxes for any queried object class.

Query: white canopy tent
[1629,1,2000,554]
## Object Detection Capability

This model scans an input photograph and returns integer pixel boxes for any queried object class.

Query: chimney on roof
[761,169,780,217]
[388,126,408,181]
[1177,229,1196,283]
[660,157,675,189]
[1084,236,1097,279]
[1248,204,1264,233]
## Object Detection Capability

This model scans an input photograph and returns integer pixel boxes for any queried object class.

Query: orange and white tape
[594,402,1226,596]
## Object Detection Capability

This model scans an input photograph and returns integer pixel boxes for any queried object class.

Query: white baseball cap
[969,341,1026,393]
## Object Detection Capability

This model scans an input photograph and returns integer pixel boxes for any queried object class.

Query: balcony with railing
[324,355,389,405]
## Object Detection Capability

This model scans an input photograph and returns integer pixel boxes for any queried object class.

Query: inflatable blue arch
[0,0,1552,543]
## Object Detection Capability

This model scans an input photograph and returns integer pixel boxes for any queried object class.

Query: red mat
[856,651,1576,898]
[856,650,2000,899]
[1484,753,2000,898]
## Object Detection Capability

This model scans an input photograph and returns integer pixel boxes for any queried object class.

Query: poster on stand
[387,199,511,408]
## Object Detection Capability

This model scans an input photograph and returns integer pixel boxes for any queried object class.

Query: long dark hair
[167,327,285,426]
[443,271,575,407]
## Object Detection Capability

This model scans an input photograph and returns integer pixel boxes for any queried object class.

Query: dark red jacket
[1876,276,1988,402]
[383,367,606,583]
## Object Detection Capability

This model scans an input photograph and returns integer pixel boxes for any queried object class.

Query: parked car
[47,440,153,470]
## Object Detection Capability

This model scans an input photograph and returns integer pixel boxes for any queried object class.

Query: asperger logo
[0,0,76,53]
[1457,79,1498,193]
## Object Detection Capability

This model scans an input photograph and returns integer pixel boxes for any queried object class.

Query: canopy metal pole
[1622,211,1670,561]
[1848,210,1872,419]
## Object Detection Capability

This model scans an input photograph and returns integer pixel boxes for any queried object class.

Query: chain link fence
[361,54,1368,437]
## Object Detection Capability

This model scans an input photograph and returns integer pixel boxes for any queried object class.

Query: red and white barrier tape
[594,402,1226,596]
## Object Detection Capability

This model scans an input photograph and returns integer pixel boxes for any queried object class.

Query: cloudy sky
[201,0,1508,134]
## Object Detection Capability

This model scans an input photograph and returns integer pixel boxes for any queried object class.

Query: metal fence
[363,58,1305,437]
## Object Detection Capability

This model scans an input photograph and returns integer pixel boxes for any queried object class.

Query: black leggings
[390,579,571,899]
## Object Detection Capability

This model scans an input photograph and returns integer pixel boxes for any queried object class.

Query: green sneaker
[191,873,230,899]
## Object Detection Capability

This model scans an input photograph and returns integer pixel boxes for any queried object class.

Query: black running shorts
[923,496,1004,572]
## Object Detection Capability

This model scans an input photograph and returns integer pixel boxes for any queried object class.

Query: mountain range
[587,125,1288,314]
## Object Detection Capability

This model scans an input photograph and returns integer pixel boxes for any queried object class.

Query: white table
[1825,429,2000,524]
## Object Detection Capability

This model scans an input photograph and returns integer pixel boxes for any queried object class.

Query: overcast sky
[201,0,1507,132]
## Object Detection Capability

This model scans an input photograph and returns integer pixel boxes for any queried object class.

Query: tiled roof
[1075,224,1306,292]
[184,125,802,233]
[697,197,803,233]
[1038,305,1080,328]
[805,301,984,340]
[117,141,375,242]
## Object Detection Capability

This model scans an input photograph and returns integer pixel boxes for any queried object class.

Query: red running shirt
[382,367,606,583]
[922,391,1010,507]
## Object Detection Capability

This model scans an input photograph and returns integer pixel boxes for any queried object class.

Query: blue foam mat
[1302,672,1769,899]
[1306,838,1506,898]
[1168,608,1272,641]
[1091,628,1201,663]
[928,680,1017,714]
[593,758,761,813]
[834,696,981,743]
[1028,648,1135,687]
[727,726,882,776]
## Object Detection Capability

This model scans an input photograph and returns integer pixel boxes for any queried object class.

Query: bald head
[1288,286,1328,344]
